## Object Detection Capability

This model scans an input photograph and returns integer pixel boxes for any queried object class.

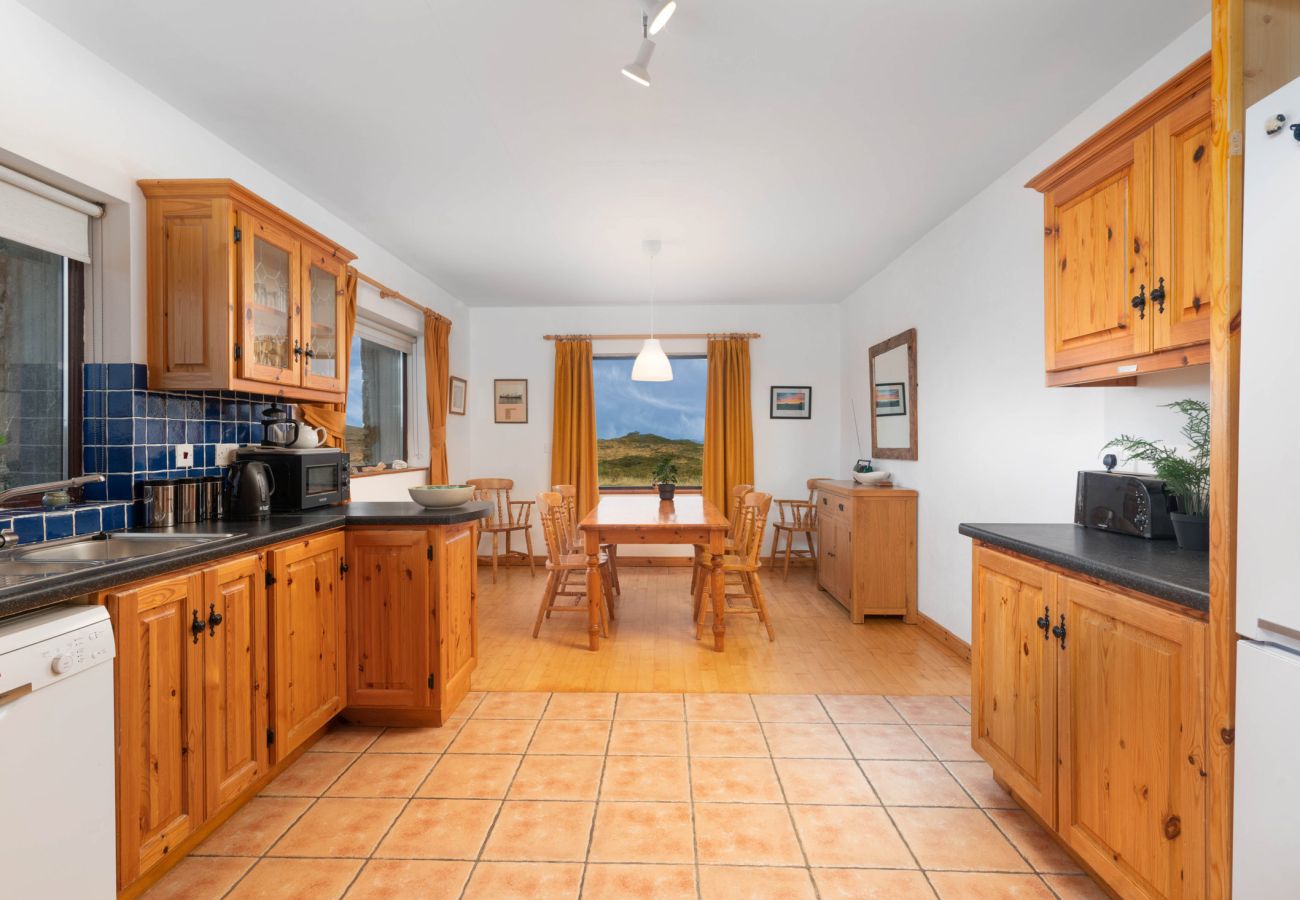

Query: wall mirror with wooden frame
[869,328,917,461]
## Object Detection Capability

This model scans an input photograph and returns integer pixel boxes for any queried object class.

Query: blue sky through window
[593,356,706,442]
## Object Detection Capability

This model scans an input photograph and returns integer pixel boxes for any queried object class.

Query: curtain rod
[544,332,761,341]
[355,270,451,325]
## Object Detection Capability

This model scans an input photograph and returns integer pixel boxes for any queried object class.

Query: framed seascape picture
[874,381,907,417]
[449,376,467,415]
[770,386,812,419]
[494,379,528,423]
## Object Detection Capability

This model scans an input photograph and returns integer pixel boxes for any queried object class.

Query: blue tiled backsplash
[1,363,291,544]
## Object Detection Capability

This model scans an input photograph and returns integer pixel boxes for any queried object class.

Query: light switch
[175,444,194,468]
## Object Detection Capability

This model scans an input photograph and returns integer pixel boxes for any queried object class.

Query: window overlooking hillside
[346,315,414,471]
[594,355,705,488]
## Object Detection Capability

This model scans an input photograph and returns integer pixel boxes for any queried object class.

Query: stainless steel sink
[13,532,241,564]
[0,559,101,587]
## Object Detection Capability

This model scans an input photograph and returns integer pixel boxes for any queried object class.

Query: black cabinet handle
[1036,606,1051,640]
[191,609,205,644]
[1052,614,1067,649]
[208,602,223,637]
[1131,284,1147,320]
[304,342,315,359]
[1150,276,1167,314]
[293,339,303,358]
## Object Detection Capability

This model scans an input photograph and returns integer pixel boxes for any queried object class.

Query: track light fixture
[621,32,655,87]
[643,0,677,35]
[621,1,677,86]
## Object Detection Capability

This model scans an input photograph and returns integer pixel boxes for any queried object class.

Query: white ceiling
[20,0,1204,307]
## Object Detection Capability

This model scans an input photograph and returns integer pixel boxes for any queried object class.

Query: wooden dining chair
[553,483,620,596]
[691,482,753,595]
[769,478,824,580]
[693,491,776,642]
[467,477,535,583]
[535,492,616,642]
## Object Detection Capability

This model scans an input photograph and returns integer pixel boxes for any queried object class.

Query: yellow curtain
[424,311,451,483]
[300,266,358,448]
[550,339,599,517]
[703,336,755,511]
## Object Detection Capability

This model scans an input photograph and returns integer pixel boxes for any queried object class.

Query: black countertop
[959,523,1209,613]
[0,501,491,621]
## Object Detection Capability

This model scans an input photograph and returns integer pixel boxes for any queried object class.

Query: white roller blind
[0,165,102,262]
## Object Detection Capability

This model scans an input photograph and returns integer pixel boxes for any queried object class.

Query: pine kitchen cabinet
[104,553,270,889]
[266,531,347,758]
[139,179,356,402]
[969,542,1208,899]
[343,522,480,728]
[1028,55,1211,387]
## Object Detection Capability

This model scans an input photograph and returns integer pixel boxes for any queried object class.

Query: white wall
[839,17,1212,642]
[468,303,842,556]
[0,0,470,494]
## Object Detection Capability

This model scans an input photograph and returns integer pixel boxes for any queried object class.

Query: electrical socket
[175,444,194,468]
[214,443,239,467]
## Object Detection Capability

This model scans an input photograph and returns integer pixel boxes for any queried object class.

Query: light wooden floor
[472,565,970,695]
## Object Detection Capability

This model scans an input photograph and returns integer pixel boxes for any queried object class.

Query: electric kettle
[227,459,275,520]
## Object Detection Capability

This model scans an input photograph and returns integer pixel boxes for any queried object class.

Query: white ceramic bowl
[408,484,476,508]
[852,470,892,485]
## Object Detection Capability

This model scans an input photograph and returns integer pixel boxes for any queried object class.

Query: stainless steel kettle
[227,459,275,520]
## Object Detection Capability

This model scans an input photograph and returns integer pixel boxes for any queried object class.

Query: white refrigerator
[1234,75,1300,899]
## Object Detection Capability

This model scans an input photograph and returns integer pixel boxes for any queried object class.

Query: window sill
[351,466,428,480]
[599,487,703,495]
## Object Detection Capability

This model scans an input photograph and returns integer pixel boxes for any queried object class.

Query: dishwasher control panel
[0,607,115,698]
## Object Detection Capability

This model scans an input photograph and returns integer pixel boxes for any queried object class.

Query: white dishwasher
[0,605,116,898]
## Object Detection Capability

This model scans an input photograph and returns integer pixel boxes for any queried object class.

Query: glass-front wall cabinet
[239,211,301,387]
[302,247,345,393]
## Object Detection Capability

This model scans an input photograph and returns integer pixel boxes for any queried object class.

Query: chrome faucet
[0,474,106,508]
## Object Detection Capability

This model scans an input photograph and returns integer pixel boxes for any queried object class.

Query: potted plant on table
[1102,399,1210,551]
[653,459,680,501]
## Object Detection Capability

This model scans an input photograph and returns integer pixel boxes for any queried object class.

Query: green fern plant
[1102,399,1210,517]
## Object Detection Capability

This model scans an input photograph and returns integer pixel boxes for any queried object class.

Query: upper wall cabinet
[139,179,356,402]
[1028,56,1211,387]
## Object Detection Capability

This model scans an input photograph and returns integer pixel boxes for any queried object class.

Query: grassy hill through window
[593,355,706,488]
[598,431,703,487]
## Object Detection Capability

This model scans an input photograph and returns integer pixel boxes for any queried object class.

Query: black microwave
[234,447,350,512]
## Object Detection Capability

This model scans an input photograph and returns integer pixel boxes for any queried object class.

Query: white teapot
[290,424,327,449]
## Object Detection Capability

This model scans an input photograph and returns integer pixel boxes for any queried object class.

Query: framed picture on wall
[770,386,812,419]
[449,376,467,415]
[494,379,528,423]
[874,382,907,417]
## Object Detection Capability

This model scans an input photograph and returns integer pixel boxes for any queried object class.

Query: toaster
[1074,471,1177,540]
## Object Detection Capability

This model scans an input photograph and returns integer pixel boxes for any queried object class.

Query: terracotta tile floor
[149,692,1106,899]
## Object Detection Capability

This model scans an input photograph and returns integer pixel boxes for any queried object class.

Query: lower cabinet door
[345,529,430,709]
[269,531,346,757]
[203,554,269,813]
[106,572,206,888]
[971,547,1058,824]
[1057,576,1207,899]
[430,523,478,719]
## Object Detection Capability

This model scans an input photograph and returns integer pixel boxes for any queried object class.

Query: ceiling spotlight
[643,0,677,35]
[621,38,655,87]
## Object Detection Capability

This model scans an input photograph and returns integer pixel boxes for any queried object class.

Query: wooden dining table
[579,494,732,651]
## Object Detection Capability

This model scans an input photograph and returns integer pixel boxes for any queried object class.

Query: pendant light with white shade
[631,240,673,382]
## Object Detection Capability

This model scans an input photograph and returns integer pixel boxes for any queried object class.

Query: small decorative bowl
[852,470,892,485]
[408,484,476,508]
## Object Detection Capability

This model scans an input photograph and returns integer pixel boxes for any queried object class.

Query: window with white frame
[345,311,423,472]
